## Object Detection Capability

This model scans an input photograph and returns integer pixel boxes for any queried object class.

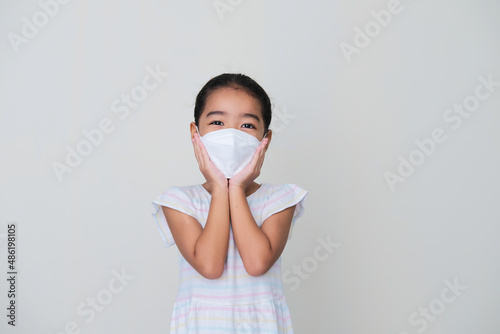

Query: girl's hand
[192,132,228,189]
[229,138,269,190]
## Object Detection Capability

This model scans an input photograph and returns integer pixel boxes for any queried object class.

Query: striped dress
[151,183,308,334]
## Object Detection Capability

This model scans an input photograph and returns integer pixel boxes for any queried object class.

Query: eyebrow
[242,113,261,122]
[205,110,226,118]
[205,110,261,122]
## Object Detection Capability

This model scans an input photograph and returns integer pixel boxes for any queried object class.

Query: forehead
[202,87,262,118]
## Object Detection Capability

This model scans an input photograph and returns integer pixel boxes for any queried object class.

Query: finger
[255,141,267,171]
[196,134,212,169]
[192,136,201,163]
[257,150,265,171]
[195,134,225,180]
[196,135,209,160]
[243,149,260,176]
[192,135,204,169]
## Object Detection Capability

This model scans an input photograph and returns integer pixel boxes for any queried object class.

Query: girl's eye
[242,124,256,129]
[210,121,223,126]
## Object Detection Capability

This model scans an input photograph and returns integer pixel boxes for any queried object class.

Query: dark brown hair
[194,73,272,134]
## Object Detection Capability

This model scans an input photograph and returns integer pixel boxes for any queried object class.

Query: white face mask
[196,126,267,179]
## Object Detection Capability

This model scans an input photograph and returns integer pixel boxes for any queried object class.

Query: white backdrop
[1,0,499,333]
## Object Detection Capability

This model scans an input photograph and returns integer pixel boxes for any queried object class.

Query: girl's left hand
[229,138,269,190]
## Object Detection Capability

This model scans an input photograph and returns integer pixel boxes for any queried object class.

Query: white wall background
[1,0,499,333]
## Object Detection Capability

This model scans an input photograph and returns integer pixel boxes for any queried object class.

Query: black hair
[194,73,272,134]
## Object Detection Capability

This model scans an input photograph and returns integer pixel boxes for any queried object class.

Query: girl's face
[192,87,270,142]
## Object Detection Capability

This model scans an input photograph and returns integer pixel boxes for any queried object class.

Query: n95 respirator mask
[197,127,266,179]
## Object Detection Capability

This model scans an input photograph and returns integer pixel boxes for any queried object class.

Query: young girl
[151,73,308,333]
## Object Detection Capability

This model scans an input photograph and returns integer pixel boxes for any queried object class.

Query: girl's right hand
[192,132,228,189]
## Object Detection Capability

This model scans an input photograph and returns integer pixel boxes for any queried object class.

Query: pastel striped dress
[151,183,308,333]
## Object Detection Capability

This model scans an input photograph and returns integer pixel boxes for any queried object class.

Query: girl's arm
[162,185,229,280]
[228,137,295,276]
[161,132,231,280]
[229,185,295,277]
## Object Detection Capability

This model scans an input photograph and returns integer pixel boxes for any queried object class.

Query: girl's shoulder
[155,184,209,204]
[256,183,309,208]
[258,183,309,239]
[260,182,308,196]
[162,183,203,194]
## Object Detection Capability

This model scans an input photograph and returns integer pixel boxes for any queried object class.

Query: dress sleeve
[261,183,309,240]
[151,186,197,248]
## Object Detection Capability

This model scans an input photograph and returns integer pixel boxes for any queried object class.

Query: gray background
[1,0,499,333]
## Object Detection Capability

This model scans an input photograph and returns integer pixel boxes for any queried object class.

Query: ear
[190,122,199,140]
[264,129,272,151]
